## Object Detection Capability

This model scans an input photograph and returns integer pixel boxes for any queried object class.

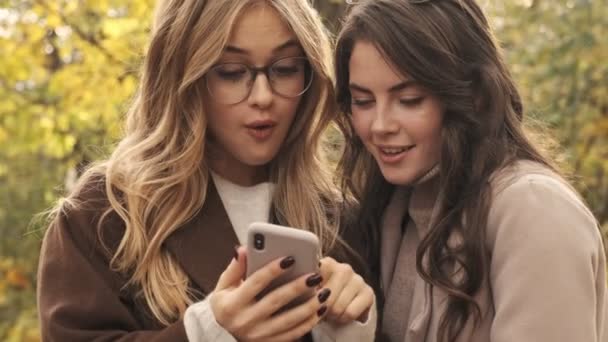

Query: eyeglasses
[205,56,313,105]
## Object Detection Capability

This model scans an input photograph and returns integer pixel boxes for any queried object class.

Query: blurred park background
[0,0,606,340]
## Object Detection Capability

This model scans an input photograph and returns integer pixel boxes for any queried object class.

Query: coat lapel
[165,181,239,295]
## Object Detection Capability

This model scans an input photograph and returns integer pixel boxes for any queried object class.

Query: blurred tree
[0,0,605,340]
[314,0,347,32]
[0,0,153,339]
[486,0,607,230]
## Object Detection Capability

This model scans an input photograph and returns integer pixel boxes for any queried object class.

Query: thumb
[215,246,247,290]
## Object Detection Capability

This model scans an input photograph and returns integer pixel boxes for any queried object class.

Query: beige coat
[381,160,607,342]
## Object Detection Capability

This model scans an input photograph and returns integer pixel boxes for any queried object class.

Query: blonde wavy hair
[56,0,340,325]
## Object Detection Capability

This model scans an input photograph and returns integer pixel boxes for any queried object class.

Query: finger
[337,287,374,324]
[215,245,247,290]
[268,302,327,342]
[248,287,329,340]
[273,305,327,341]
[320,263,351,311]
[318,257,336,285]
[252,272,322,318]
[328,274,364,319]
[238,255,296,302]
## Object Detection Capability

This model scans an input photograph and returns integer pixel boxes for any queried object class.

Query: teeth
[381,147,405,154]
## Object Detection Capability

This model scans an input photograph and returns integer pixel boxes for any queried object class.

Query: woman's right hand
[209,247,330,342]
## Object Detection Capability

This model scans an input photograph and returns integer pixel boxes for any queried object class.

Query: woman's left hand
[317,257,375,324]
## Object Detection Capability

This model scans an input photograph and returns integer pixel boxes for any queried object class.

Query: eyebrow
[224,39,301,55]
[349,80,416,94]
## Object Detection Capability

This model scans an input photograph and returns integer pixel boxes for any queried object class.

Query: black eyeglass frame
[205,56,314,105]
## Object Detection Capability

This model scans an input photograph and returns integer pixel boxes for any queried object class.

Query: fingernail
[233,245,239,261]
[317,305,327,316]
[318,288,331,303]
[306,273,323,287]
[280,256,295,269]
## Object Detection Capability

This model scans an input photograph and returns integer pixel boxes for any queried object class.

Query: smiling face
[205,2,305,186]
[348,41,444,186]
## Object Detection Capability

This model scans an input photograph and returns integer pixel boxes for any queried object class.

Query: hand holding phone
[246,222,320,306]
[211,244,330,341]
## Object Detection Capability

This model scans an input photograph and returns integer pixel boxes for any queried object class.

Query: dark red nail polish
[280,256,295,269]
[318,288,331,303]
[306,273,323,287]
[317,305,327,316]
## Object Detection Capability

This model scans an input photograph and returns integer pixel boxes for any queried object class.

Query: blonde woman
[37,1,376,341]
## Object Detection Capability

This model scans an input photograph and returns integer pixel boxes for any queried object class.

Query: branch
[35,0,124,66]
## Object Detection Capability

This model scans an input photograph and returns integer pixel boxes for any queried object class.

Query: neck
[206,144,269,187]
[408,165,441,234]
[210,165,269,187]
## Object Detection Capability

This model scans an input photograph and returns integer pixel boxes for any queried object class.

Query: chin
[379,167,418,186]
[384,176,416,186]
[243,153,276,166]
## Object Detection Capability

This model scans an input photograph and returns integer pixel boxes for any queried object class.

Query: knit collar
[381,165,441,243]
[408,165,441,237]
[379,165,441,294]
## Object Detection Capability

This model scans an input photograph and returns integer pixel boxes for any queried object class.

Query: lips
[380,146,410,154]
[245,119,277,140]
[376,144,415,163]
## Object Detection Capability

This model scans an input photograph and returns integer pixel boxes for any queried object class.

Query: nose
[247,72,273,108]
[370,102,398,135]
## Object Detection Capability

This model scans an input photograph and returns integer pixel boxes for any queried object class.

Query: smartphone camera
[253,233,265,250]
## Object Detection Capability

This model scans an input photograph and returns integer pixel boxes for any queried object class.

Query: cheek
[285,102,299,124]
[205,104,238,140]
[416,116,443,155]
[205,102,223,126]
[284,98,302,121]
[206,114,225,137]
[271,98,300,132]
[429,114,444,149]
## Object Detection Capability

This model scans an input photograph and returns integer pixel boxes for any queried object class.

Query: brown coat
[37,179,368,341]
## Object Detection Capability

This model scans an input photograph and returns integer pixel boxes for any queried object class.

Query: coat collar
[165,181,239,295]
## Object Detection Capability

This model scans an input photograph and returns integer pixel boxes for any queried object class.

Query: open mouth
[246,120,277,139]
[377,145,415,162]
[249,123,275,130]
[379,145,415,155]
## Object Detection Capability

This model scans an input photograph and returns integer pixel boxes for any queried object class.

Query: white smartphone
[246,222,320,307]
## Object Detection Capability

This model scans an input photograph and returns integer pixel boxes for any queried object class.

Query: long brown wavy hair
[335,0,561,340]
[51,0,342,325]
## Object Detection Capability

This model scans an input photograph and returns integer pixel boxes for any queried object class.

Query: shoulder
[45,172,125,259]
[488,160,594,222]
[485,160,601,254]
[480,161,607,341]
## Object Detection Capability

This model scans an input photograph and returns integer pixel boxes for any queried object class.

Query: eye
[271,58,306,78]
[273,65,300,76]
[351,98,375,108]
[399,97,424,107]
[213,64,248,82]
